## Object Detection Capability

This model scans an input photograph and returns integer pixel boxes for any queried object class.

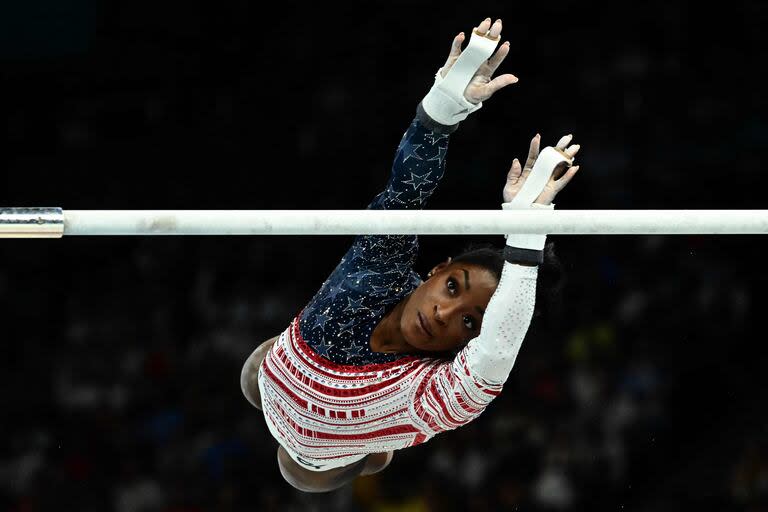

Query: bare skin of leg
[242,337,394,491]
[277,447,394,493]
[240,335,278,410]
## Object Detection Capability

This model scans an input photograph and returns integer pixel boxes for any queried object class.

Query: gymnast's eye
[446,277,458,295]
[463,315,476,330]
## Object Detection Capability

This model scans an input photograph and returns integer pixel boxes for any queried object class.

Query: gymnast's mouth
[417,312,434,338]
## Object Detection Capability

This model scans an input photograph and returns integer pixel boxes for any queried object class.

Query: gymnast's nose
[433,302,459,327]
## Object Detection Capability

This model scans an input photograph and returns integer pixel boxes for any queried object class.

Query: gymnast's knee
[240,336,278,410]
[276,446,368,493]
[360,450,394,476]
[276,446,332,493]
[240,351,263,410]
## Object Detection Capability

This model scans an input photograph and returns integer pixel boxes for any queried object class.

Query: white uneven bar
[57,209,768,235]
[3,209,768,237]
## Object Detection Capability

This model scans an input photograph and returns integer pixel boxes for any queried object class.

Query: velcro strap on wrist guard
[421,29,501,126]
[503,245,544,265]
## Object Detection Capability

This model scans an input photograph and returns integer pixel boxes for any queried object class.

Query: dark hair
[450,241,566,320]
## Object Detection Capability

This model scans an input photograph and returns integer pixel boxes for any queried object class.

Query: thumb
[507,158,522,184]
[441,32,465,76]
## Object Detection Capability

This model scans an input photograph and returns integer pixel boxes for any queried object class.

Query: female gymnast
[240,17,581,492]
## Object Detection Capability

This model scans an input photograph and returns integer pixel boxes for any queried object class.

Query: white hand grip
[507,147,572,208]
[421,29,501,126]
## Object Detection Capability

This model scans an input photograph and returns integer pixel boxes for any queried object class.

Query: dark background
[2,1,768,511]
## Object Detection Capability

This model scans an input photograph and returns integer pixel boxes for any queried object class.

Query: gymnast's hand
[503,134,581,205]
[440,18,518,103]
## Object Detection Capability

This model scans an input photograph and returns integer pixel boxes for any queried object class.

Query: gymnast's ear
[426,257,453,279]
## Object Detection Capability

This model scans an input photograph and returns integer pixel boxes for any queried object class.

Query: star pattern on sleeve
[424,131,449,145]
[347,269,380,283]
[379,295,403,305]
[427,146,448,166]
[337,317,358,338]
[370,306,386,318]
[324,284,343,302]
[314,337,333,357]
[381,250,412,265]
[383,267,410,280]
[302,301,317,318]
[298,115,450,365]
[369,284,391,296]
[311,312,331,332]
[344,296,369,314]
[402,171,435,191]
[402,143,424,162]
[419,188,436,203]
[342,343,364,361]
[384,186,408,205]
[349,244,367,261]
[369,238,391,251]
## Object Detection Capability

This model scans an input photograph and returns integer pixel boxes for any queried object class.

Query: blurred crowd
[1,229,764,511]
[3,1,768,510]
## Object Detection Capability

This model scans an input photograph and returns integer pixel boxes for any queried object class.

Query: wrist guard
[421,29,501,127]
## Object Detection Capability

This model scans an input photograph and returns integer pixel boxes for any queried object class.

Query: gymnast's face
[401,260,498,353]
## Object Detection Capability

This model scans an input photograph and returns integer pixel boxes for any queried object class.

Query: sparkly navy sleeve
[298,107,452,365]
[367,113,449,212]
[350,105,450,266]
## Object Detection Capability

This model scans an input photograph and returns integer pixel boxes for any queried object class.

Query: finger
[524,134,541,171]
[488,19,502,39]
[564,144,580,158]
[446,32,464,61]
[485,41,511,76]
[554,166,580,190]
[555,134,573,150]
[440,32,465,77]
[476,17,492,35]
[481,73,518,100]
[506,157,522,184]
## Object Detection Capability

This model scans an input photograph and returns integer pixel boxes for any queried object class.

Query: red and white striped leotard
[257,262,538,471]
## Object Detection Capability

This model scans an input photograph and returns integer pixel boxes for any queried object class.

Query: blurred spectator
[2,2,767,510]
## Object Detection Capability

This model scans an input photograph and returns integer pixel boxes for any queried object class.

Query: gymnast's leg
[240,335,278,410]
[277,447,394,493]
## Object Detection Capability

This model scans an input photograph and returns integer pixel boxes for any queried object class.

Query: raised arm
[411,135,581,434]
[369,17,516,212]
[300,19,520,348]
[464,133,580,382]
